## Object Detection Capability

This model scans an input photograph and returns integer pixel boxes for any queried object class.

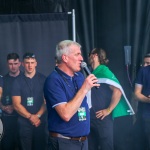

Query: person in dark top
[0,76,3,141]
[134,65,150,150]
[88,48,122,150]
[12,52,47,150]
[0,53,21,150]
[44,40,99,150]
[132,53,150,150]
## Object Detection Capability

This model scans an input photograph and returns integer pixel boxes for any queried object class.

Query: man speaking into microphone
[44,40,99,150]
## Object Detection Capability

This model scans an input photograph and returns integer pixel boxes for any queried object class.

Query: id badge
[6,96,10,105]
[78,107,86,121]
[27,97,34,106]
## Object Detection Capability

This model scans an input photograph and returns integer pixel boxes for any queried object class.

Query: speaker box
[124,46,131,65]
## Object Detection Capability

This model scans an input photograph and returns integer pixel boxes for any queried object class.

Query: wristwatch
[37,114,41,118]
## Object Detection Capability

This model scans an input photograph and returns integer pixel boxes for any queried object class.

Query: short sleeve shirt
[44,67,90,137]
[11,72,46,114]
[135,66,150,116]
[2,73,22,105]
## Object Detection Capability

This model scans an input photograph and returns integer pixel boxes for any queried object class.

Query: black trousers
[18,117,48,150]
[132,116,147,150]
[48,136,88,150]
[143,117,150,150]
[1,115,18,150]
[88,117,113,150]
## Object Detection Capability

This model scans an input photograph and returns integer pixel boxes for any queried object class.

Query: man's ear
[35,61,37,67]
[62,54,68,63]
[18,61,21,67]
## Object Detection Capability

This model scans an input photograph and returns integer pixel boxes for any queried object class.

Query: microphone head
[81,62,87,68]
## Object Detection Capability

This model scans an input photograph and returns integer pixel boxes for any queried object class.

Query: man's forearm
[135,93,150,103]
[14,104,31,119]
[36,103,46,117]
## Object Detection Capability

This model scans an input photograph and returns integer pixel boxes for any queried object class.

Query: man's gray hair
[56,40,81,64]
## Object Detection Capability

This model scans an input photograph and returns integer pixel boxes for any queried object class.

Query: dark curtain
[0,0,150,149]
[129,0,150,79]
[70,0,96,63]
[71,0,150,82]
[0,13,69,76]
[71,0,150,150]
[0,0,70,14]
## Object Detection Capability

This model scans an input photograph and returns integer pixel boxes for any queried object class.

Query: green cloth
[92,65,134,119]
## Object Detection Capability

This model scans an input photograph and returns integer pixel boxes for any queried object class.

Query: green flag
[92,65,135,119]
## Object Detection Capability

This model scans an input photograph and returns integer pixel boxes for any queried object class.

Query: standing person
[0,53,21,150]
[88,48,134,150]
[133,53,150,150]
[12,52,47,150]
[88,48,121,150]
[143,53,150,67]
[0,76,3,143]
[44,40,99,150]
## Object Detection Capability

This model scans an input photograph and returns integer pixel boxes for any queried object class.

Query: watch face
[37,114,41,118]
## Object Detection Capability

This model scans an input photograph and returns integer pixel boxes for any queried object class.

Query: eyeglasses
[88,52,97,57]
[23,53,36,59]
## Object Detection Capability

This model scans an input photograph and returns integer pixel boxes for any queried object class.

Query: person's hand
[83,74,100,92]
[96,108,111,120]
[3,105,14,114]
[147,95,150,102]
[29,114,41,127]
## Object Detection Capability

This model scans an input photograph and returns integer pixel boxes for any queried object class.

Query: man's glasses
[23,53,35,59]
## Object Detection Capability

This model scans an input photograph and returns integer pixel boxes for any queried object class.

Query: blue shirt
[135,66,150,116]
[44,67,90,137]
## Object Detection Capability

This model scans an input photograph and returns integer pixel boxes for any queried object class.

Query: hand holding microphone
[81,62,100,89]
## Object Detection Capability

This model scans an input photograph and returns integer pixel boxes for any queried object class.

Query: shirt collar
[55,66,79,80]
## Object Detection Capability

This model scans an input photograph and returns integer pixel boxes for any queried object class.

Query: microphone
[80,62,91,75]
[81,62,99,89]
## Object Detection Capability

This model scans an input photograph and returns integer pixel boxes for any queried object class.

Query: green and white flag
[87,65,135,119]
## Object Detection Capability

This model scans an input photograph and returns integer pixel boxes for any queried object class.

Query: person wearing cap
[0,53,22,150]
[44,40,99,150]
[11,52,47,150]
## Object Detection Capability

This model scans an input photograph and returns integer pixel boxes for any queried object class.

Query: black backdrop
[0,0,150,149]
[0,13,69,76]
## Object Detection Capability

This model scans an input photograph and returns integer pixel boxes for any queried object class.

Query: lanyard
[56,70,78,95]
[62,75,78,94]
[24,75,33,97]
